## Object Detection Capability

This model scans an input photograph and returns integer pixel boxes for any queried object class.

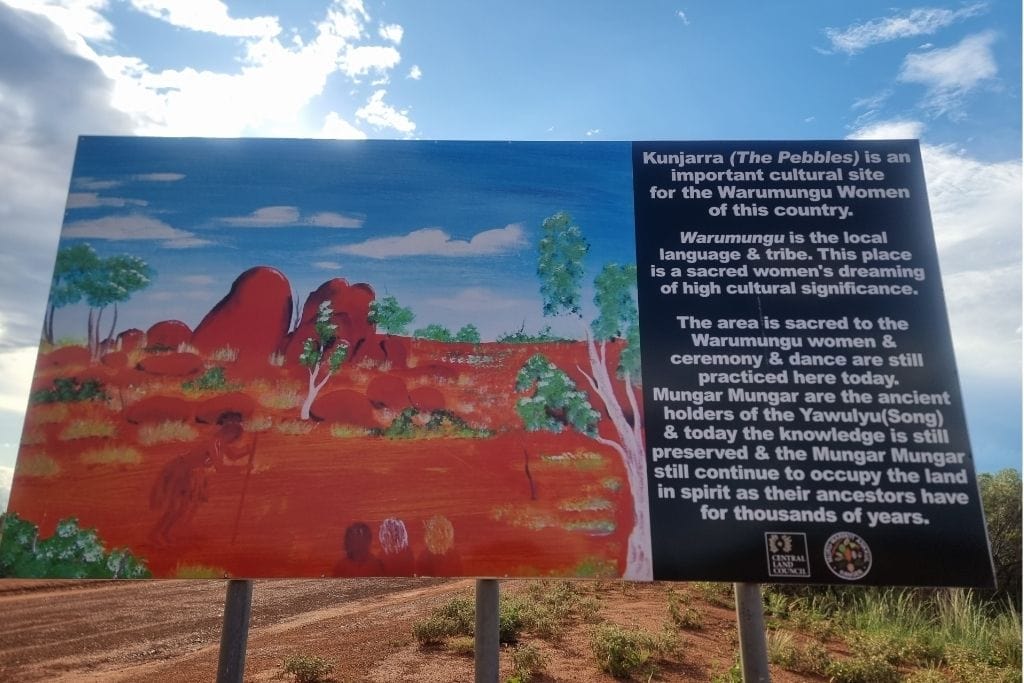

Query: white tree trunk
[300,363,330,420]
[581,333,653,581]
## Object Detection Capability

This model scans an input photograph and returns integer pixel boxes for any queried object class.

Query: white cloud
[223,205,300,226]
[825,3,987,54]
[308,212,363,228]
[222,206,363,228]
[73,1,415,138]
[849,120,1021,380]
[5,0,112,50]
[0,465,11,512]
[898,32,998,117]
[847,119,925,140]
[162,237,213,249]
[313,261,343,270]
[585,128,600,137]
[335,224,526,259]
[319,111,367,139]
[341,45,401,78]
[62,214,195,240]
[676,10,690,25]
[128,0,280,39]
[355,89,415,135]
[132,172,185,182]
[407,65,422,80]
[66,192,147,209]
[378,23,403,44]
[0,345,37,413]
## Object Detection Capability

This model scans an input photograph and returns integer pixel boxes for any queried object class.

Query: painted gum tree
[515,211,651,580]
[299,300,349,420]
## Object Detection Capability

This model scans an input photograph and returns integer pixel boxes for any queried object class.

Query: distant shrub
[80,446,141,465]
[590,623,676,679]
[280,654,334,683]
[30,377,108,404]
[668,590,704,630]
[380,408,490,439]
[497,324,569,344]
[412,595,475,645]
[413,323,454,342]
[181,366,232,393]
[826,653,899,683]
[138,420,198,445]
[509,642,547,682]
[59,418,116,441]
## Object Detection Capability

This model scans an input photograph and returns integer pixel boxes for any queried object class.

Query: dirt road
[0,578,457,681]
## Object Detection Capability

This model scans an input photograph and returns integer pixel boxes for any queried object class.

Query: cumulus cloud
[222,206,363,228]
[128,0,280,38]
[319,111,367,139]
[898,32,998,117]
[355,89,416,134]
[847,119,925,140]
[0,4,134,349]
[407,65,422,80]
[825,3,987,54]
[676,10,690,25]
[132,172,185,182]
[378,23,403,44]
[313,261,343,271]
[850,121,1021,380]
[0,345,37,413]
[334,224,526,259]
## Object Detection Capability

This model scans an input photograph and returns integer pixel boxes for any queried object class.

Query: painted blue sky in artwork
[56,137,635,343]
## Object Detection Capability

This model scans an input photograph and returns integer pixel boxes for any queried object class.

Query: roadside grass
[765,586,1022,681]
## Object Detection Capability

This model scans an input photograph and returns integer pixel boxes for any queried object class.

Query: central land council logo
[764,532,811,578]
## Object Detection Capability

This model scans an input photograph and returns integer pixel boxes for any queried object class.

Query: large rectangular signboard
[2,137,993,586]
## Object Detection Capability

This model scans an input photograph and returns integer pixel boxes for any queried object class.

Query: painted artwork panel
[6,137,647,580]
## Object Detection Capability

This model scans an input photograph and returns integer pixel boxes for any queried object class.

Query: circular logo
[823,532,872,580]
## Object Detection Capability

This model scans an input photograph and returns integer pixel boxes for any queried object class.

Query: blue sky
[0,1,1019,510]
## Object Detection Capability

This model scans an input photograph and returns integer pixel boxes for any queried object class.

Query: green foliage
[496,324,569,344]
[454,324,481,344]
[412,596,476,645]
[710,657,743,683]
[514,354,599,437]
[380,408,491,439]
[0,513,150,579]
[30,377,108,404]
[369,295,415,335]
[413,323,454,342]
[590,623,676,680]
[668,590,704,630]
[181,366,231,393]
[767,631,832,674]
[508,642,547,682]
[537,211,589,317]
[826,653,900,683]
[978,468,1021,608]
[591,263,641,381]
[280,654,335,683]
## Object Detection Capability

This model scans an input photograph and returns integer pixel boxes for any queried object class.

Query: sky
[0,0,1020,511]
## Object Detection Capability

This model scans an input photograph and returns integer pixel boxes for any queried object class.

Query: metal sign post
[216,579,254,683]
[475,579,500,683]
[734,582,770,683]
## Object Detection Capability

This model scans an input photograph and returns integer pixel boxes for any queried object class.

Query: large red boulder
[125,396,193,424]
[137,352,203,376]
[310,389,378,428]
[366,375,409,409]
[286,279,376,366]
[191,266,293,365]
[100,351,128,368]
[146,321,192,350]
[117,328,146,351]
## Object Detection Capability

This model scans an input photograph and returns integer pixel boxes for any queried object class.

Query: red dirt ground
[0,578,830,682]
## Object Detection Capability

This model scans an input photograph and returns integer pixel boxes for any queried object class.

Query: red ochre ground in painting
[10,338,639,579]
